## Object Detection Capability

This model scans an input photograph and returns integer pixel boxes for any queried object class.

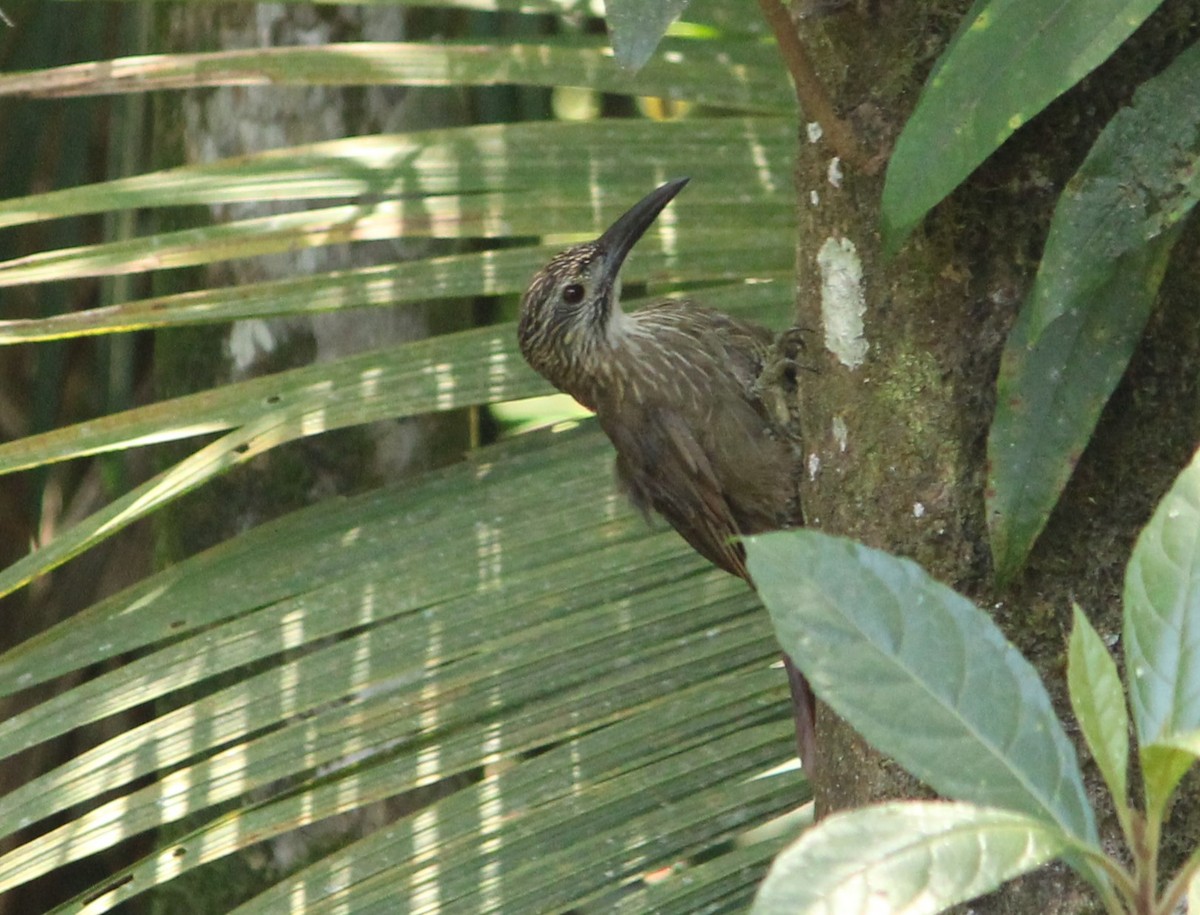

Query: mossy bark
[790,1,1200,911]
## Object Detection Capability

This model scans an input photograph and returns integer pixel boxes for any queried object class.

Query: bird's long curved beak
[597,177,689,282]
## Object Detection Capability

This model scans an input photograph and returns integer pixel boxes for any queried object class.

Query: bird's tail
[783,654,818,775]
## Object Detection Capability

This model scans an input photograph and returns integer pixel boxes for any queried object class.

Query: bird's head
[517,177,689,395]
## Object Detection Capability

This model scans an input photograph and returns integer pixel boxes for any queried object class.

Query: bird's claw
[756,326,814,431]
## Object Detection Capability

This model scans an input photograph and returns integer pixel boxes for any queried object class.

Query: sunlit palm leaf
[0,2,805,910]
[49,0,760,32]
[0,282,790,599]
[0,283,790,473]
[0,247,790,343]
[0,39,792,113]
[0,118,792,227]
[0,194,790,286]
[0,427,805,908]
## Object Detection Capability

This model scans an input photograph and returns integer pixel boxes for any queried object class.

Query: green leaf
[1125,447,1200,747]
[1139,744,1195,821]
[0,279,793,475]
[0,1,804,910]
[0,118,794,232]
[0,195,789,289]
[1148,729,1200,758]
[1066,604,1129,812]
[42,0,765,39]
[0,427,639,694]
[882,0,1167,250]
[987,42,1200,580]
[0,38,792,113]
[0,249,564,342]
[606,0,690,70]
[746,530,1097,844]
[0,258,789,344]
[613,830,798,914]
[52,0,607,9]
[752,801,1068,915]
[0,326,544,476]
[226,726,796,914]
[0,426,803,904]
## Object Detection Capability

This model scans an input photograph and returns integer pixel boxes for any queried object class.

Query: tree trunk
[792,2,1200,911]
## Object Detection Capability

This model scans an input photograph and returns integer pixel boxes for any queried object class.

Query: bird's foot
[756,327,813,431]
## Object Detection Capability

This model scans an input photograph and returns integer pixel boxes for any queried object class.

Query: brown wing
[603,404,750,580]
[597,304,815,768]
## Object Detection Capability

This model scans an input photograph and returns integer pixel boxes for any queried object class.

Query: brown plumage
[518,178,816,769]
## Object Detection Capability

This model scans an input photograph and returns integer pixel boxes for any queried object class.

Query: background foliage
[4,0,1200,910]
[0,1,806,911]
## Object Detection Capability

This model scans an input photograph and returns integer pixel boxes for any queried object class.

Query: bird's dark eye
[562,283,585,305]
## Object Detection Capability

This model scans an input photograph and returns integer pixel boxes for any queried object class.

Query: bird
[517,177,816,770]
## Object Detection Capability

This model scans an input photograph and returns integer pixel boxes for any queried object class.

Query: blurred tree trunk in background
[156,3,473,549]
[792,3,1200,912]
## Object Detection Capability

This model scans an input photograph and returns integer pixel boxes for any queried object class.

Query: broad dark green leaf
[987,43,1200,581]
[78,763,796,915]
[746,530,1096,844]
[0,326,541,476]
[1125,447,1200,749]
[0,249,559,342]
[1067,604,1129,812]
[752,801,1068,915]
[0,327,547,600]
[882,0,1167,251]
